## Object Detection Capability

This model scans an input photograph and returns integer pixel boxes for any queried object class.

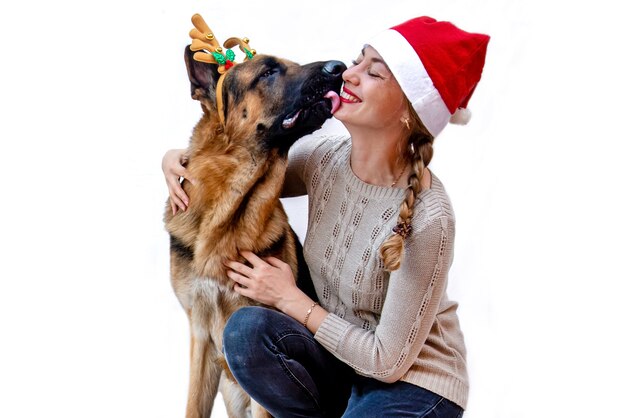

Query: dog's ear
[184,45,220,105]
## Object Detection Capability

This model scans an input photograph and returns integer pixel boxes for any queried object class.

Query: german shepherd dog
[164,45,345,417]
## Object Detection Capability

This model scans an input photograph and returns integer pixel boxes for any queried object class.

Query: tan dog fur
[164,47,344,417]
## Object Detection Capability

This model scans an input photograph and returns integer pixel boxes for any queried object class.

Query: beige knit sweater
[284,135,469,409]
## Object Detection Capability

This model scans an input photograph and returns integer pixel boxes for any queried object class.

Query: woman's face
[334,46,408,130]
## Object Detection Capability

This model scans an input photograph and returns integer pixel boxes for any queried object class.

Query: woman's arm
[161,148,195,215]
[314,217,455,383]
[282,135,335,198]
[225,216,455,383]
[224,251,330,329]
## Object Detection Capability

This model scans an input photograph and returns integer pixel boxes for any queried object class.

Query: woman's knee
[223,306,293,387]
[223,306,278,358]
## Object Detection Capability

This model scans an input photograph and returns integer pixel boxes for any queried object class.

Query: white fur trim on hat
[449,108,471,125]
[366,29,451,137]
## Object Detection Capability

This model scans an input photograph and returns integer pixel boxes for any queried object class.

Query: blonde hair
[379,101,434,271]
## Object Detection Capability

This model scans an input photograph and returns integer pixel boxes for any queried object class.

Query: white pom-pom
[449,108,472,125]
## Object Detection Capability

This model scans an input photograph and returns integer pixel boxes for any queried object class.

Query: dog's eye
[260,68,278,79]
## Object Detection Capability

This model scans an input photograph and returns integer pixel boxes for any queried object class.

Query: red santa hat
[367,16,490,137]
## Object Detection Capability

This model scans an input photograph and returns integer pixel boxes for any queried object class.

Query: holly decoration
[212,49,237,70]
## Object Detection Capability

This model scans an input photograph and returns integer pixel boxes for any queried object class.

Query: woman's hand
[225,251,303,310]
[162,149,194,215]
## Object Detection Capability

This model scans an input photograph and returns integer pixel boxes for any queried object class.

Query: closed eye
[351,59,381,78]
[260,67,279,79]
[249,64,282,90]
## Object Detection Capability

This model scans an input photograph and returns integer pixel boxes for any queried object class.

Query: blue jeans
[223,307,463,418]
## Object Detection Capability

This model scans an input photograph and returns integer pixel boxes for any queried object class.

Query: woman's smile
[340,86,362,104]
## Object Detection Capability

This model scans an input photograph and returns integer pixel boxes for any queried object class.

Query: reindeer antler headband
[189,13,257,125]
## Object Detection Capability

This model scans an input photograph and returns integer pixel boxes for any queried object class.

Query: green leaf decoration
[212,51,226,65]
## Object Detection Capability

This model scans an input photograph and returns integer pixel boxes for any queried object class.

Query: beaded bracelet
[303,302,319,328]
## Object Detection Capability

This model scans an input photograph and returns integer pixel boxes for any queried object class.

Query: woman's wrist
[275,287,310,316]
[276,289,328,333]
[302,302,319,328]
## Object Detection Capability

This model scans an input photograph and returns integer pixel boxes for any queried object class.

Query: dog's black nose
[323,60,347,76]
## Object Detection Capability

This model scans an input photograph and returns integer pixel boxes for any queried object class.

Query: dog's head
[185,46,345,154]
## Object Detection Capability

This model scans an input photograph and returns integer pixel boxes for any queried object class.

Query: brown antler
[189,14,256,73]
[189,14,225,69]
[187,13,257,124]
[223,37,256,61]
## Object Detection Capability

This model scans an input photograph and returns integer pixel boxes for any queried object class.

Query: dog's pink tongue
[324,91,341,114]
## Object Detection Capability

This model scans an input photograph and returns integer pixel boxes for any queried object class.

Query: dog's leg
[220,379,273,418]
[219,373,251,418]
[250,400,272,418]
[185,306,222,418]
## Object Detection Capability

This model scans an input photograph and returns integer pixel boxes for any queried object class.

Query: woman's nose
[342,65,359,85]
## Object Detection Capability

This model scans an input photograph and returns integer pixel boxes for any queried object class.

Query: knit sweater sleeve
[282,135,332,197]
[314,216,455,383]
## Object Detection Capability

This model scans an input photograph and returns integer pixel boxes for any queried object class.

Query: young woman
[163,17,489,418]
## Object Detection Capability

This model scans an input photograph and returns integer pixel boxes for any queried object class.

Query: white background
[1,0,625,417]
